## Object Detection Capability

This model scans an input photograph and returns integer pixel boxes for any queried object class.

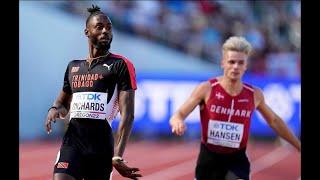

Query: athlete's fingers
[176,130,182,136]
[129,174,142,180]
[177,123,185,136]
[173,127,180,136]
[53,112,59,123]
[178,123,183,132]
[175,125,181,136]
[171,127,176,134]
[129,167,140,171]
[128,172,142,179]
[128,170,141,175]
[45,116,56,134]
[45,119,52,134]
[181,123,186,134]
[171,123,178,134]
[176,126,181,136]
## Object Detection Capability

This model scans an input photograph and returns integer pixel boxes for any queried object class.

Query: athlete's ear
[84,28,89,37]
[244,61,248,71]
[220,58,224,68]
[220,52,225,68]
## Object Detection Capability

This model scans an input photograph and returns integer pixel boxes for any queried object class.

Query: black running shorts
[195,143,250,180]
[53,119,114,180]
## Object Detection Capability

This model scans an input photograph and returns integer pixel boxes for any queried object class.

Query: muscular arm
[169,81,211,136]
[255,87,301,151]
[52,90,72,113]
[114,89,135,157]
[45,90,71,133]
[112,89,141,179]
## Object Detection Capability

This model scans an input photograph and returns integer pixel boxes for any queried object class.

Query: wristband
[112,156,127,163]
[48,106,58,112]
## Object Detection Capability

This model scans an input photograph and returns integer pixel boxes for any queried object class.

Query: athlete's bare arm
[254,87,301,151]
[170,81,211,136]
[113,89,142,179]
[45,90,71,134]
[114,89,135,157]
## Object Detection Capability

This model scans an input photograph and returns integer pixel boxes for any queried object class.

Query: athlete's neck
[219,77,243,96]
[87,45,109,63]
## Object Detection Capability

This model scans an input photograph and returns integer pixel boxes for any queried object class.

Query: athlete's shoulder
[67,59,84,66]
[208,76,221,87]
[252,86,264,108]
[252,86,263,97]
[191,81,211,100]
[196,81,211,92]
[109,53,135,65]
[242,82,255,92]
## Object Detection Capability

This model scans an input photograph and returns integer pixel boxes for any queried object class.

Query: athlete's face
[85,14,113,50]
[221,50,248,81]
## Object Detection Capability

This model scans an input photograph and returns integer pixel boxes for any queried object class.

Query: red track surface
[20,140,300,180]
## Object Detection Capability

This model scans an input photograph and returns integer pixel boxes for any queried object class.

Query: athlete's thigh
[54,145,84,180]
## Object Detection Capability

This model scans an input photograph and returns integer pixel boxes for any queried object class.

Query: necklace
[86,52,110,61]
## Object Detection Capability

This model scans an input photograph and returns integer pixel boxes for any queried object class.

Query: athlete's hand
[170,117,187,136]
[112,158,142,180]
[45,108,60,134]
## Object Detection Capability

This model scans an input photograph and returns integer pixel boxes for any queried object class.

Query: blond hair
[222,36,252,56]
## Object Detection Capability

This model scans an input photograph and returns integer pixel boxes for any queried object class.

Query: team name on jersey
[210,104,251,118]
[71,73,103,88]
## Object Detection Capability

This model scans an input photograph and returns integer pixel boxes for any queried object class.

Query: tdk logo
[217,123,239,131]
[75,93,101,101]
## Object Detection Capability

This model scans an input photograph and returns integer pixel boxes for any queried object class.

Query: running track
[20,139,300,180]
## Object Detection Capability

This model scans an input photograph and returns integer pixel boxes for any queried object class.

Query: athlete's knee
[53,173,76,180]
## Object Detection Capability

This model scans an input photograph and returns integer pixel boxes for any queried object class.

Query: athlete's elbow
[267,116,279,129]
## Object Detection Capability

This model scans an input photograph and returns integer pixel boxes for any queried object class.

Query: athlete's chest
[69,60,118,92]
[206,87,254,121]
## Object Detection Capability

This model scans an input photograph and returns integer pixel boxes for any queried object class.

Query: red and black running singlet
[200,78,255,154]
[57,52,137,154]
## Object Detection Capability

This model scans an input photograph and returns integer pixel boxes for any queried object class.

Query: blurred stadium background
[19,1,300,180]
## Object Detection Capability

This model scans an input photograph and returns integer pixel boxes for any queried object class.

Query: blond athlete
[170,36,300,180]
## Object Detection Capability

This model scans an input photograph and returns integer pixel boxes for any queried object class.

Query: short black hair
[86,4,105,27]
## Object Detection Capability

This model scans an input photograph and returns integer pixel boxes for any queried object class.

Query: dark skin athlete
[45,13,141,180]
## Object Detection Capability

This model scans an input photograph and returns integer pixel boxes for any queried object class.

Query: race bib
[207,120,244,148]
[70,92,108,120]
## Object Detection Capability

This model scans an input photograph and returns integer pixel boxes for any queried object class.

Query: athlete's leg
[54,173,77,180]
[53,146,84,180]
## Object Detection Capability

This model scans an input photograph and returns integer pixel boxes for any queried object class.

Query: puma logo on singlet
[103,63,113,71]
